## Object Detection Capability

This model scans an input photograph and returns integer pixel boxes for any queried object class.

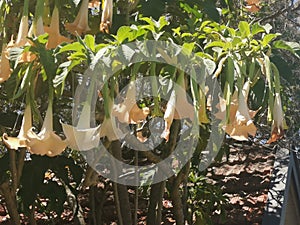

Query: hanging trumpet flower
[267,93,285,144]
[2,104,32,150]
[26,89,67,157]
[65,0,91,35]
[161,72,195,142]
[44,6,71,49]
[216,81,258,141]
[62,91,101,151]
[0,45,12,83]
[6,0,36,63]
[99,83,120,141]
[14,0,29,47]
[100,0,113,33]
[62,77,102,150]
[112,80,149,124]
[32,0,45,37]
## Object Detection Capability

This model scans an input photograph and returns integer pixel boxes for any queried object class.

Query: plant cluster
[0,0,299,224]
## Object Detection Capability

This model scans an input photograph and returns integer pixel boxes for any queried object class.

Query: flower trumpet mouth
[61,102,101,151]
[2,105,32,150]
[65,0,91,35]
[215,81,259,141]
[26,103,67,157]
[100,0,113,33]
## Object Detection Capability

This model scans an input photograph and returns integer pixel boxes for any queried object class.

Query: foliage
[0,0,299,224]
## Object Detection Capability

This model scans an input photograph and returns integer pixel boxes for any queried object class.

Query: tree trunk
[0,181,21,225]
[168,163,190,225]
[146,181,166,225]
[111,141,133,225]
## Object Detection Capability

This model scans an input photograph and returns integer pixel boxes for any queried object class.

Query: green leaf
[238,21,250,38]
[204,41,225,49]
[158,16,169,31]
[140,17,155,32]
[114,26,132,43]
[182,42,195,55]
[59,42,84,53]
[84,34,95,52]
[128,25,147,41]
[13,63,33,100]
[262,34,279,47]
[251,23,265,35]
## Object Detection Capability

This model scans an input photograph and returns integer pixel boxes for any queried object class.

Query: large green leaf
[238,21,250,38]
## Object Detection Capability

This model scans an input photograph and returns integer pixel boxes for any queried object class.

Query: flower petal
[2,134,27,150]
[0,46,12,83]
[44,7,72,49]
[161,90,176,142]
[99,117,119,141]
[267,93,285,144]
[26,129,67,156]
[62,122,100,151]
[113,81,149,124]
[2,105,32,150]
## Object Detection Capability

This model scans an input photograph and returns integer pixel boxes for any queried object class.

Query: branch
[258,2,300,23]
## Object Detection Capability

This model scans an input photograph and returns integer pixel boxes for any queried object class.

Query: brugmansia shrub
[0,0,299,224]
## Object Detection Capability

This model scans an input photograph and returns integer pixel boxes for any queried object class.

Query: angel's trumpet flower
[15,8,29,47]
[65,0,91,35]
[2,105,32,150]
[99,94,120,142]
[62,102,101,151]
[23,0,45,39]
[216,81,258,141]
[26,101,67,157]
[0,45,12,83]
[160,89,176,142]
[112,81,149,124]
[267,93,285,144]
[6,0,35,62]
[100,0,113,33]
[44,6,71,49]
[161,73,194,142]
